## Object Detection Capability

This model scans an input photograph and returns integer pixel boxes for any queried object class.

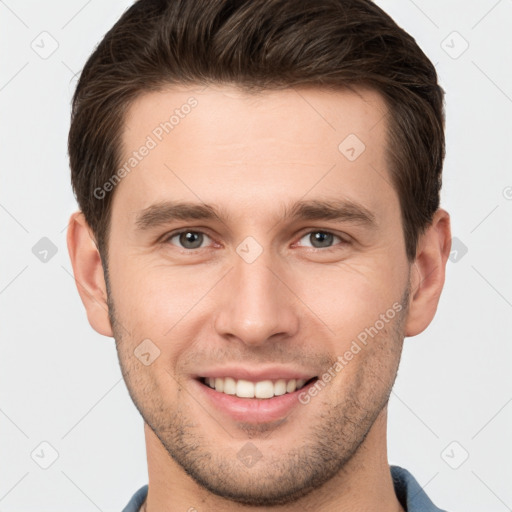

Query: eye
[297,230,345,249]
[166,230,212,250]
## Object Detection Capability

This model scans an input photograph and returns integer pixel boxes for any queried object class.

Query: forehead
[122,84,388,153]
[114,84,394,222]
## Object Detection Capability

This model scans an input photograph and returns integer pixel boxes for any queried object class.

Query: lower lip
[193,378,318,423]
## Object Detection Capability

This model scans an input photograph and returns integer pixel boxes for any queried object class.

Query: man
[66,0,451,510]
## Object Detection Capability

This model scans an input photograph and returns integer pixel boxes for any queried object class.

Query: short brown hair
[68,0,445,264]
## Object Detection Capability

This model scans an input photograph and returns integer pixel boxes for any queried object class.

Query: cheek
[109,259,217,346]
[296,258,407,342]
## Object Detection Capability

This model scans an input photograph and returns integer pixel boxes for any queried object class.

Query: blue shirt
[122,465,448,511]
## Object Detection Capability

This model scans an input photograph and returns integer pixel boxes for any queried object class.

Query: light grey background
[1,1,511,510]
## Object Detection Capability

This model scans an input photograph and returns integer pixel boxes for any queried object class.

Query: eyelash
[161,229,350,252]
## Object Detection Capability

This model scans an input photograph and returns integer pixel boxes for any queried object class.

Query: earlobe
[66,211,114,337]
[404,208,451,337]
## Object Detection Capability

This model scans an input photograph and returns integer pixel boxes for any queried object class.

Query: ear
[405,208,451,337]
[66,211,113,337]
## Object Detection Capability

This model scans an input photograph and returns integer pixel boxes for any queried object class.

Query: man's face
[106,85,411,505]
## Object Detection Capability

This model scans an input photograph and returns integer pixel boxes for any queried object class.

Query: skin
[67,84,451,512]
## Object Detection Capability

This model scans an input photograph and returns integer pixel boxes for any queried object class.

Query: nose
[213,251,300,347]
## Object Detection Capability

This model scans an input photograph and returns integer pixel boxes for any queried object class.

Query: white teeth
[203,376,312,398]
[236,379,255,398]
[254,380,274,399]
[223,377,236,395]
[274,379,287,396]
[214,377,224,392]
[286,379,297,393]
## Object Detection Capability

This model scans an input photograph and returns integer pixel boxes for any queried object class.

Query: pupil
[180,231,202,249]
[312,231,332,248]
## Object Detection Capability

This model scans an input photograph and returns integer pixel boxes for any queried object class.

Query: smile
[199,376,316,399]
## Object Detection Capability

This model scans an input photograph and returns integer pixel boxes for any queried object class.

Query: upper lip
[195,366,318,382]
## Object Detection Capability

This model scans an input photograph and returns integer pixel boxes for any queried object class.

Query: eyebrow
[134,198,377,231]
